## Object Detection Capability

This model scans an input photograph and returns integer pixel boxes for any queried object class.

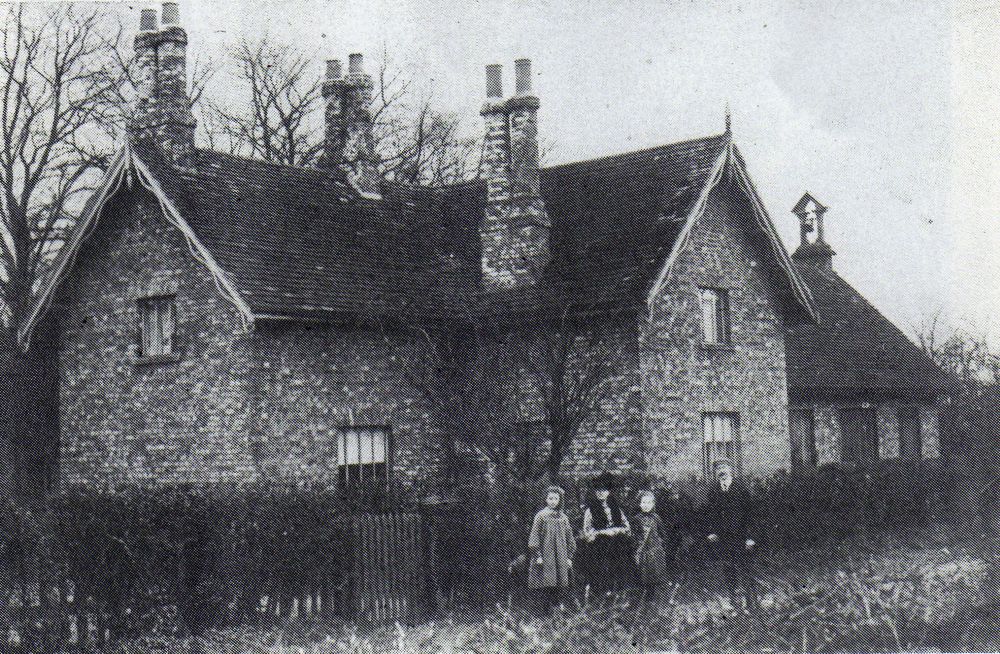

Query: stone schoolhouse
[18,4,955,494]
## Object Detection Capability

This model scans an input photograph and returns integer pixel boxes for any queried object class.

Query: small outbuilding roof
[786,262,957,397]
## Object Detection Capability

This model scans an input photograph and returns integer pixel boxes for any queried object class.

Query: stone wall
[541,319,642,481]
[789,398,943,464]
[54,186,445,489]
[640,181,792,485]
[244,322,445,489]
[55,187,255,487]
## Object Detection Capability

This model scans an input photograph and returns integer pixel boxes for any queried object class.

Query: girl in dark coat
[633,490,669,602]
[527,486,576,613]
[579,472,632,597]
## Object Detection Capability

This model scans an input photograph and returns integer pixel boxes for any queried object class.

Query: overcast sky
[137,0,998,338]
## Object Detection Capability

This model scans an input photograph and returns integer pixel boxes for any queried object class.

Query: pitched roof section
[22,132,811,340]
[139,144,470,320]
[139,134,742,320]
[787,263,957,396]
[541,135,728,307]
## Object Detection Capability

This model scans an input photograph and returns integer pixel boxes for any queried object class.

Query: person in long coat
[578,472,633,597]
[632,490,670,602]
[658,485,692,572]
[701,458,759,612]
[527,485,576,613]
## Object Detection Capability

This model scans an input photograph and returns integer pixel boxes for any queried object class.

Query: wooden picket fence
[1,511,427,650]
[352,512,424,623]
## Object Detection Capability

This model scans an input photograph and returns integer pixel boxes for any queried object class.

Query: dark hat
[591,471,621,490]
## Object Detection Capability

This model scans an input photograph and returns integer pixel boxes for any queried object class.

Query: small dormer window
[700,288,731,344]
[138,295,175,357]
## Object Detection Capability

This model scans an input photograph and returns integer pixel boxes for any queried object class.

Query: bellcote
[791,192,835,271]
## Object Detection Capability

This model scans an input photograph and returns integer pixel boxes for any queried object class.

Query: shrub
[426,459,953,607]
[3,483,408,642]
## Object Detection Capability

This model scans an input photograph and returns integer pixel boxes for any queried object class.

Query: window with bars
[700,288,731,344]
[702,412,739,477]
[138,295,175,357]
[337,426,390,494]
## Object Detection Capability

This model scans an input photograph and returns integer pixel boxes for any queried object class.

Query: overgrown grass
[104,530,991,654]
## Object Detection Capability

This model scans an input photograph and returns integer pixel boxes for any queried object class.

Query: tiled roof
[786,262,957,396]
[542,135,728,307]
[140,144,468,320]
[134,134,730,320]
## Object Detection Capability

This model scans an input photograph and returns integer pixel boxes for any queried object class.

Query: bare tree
[526,300,625,480]
[204,37,478,184]
[384,280,623,486]
[0,3,138,496]
[368,49,478,185]
[380,103,479,186]
[202,37,324,166]
[913,309,999,388]
[0,4,132,333]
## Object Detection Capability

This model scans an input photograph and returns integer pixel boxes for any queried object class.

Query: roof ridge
[541,132,728,172]
[194,147,349,180]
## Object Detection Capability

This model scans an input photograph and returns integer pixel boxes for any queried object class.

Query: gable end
[646,139,818,323]
[19,144,254,347]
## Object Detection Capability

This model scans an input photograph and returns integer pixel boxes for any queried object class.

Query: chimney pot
[348,53,364,75]
[139,8,158,31]
[486,64,503,98]
[326,59,343,80]
[161,2,179,25]
[514,58,532,95]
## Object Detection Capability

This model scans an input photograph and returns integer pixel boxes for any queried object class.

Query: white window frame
[337,426,390,493]
[702,412,740,478]
[138,295,175,357]
[699,288,731,344]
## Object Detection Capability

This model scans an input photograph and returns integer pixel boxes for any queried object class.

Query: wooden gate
[351,512,424,623]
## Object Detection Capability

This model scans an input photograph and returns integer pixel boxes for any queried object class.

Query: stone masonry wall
[55,185,445,489]
[244,322,445,489]
[56,187,256,487]
[472,318,642,484]
[790,398,942,464]
[533,320,642,482]
[640,182,792,486]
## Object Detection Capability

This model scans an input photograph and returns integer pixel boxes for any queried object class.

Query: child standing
[527,486,576,614]
[633,490,669,603]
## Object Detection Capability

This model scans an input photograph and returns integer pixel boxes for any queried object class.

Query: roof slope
[22,133,743,342]
[541,135,728,306]
[139,144,473,320]
[137,134,733,319]
[787,262,957,396]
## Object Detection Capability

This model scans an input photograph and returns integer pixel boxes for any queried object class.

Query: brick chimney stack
[132,2,197,168]
[480,65,510,210]
[321,53,380,197]
[479,59,550,289]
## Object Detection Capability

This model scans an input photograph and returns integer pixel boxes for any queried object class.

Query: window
[702,412,740,477]
[898,407,922,459]
[790,409,818,468]
[839,407,878,464]
[138,295,175,357]
[700,288,731,344]
[337,426,390,494]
